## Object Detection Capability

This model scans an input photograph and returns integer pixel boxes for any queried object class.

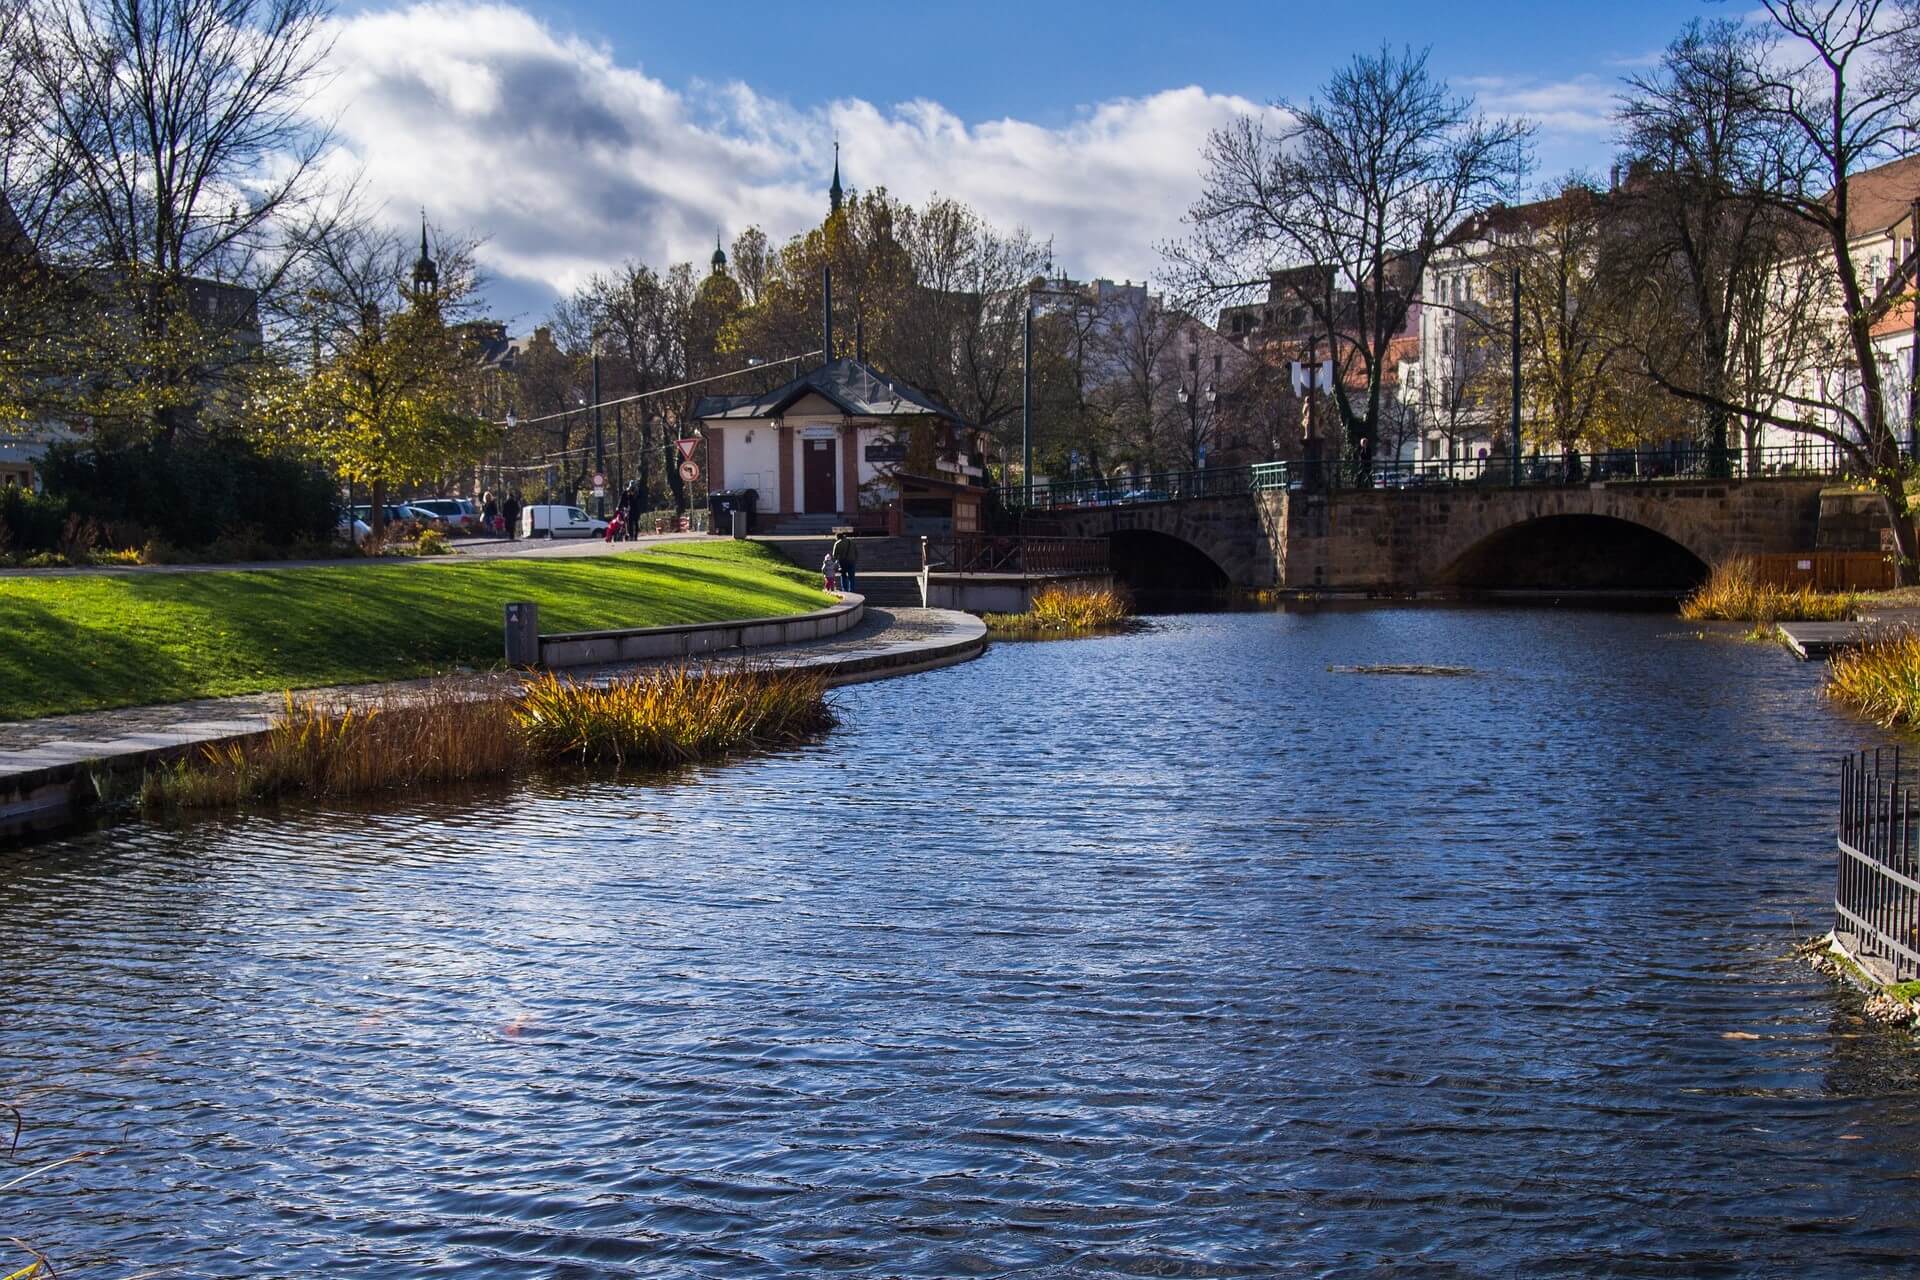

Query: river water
[5,608,1920,1277]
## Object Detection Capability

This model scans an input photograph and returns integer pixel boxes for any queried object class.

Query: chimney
[822,264,833,363]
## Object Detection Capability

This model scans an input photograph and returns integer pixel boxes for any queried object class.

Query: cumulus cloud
[312,2,1275,321]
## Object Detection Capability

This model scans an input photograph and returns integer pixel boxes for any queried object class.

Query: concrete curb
[540,595,864,667]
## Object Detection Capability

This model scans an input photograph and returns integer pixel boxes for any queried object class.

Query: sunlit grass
[1827,628,1920,727]
[516,666,835,767]
[1678,557,1860,623]
[984,584,1133,637]
[0,541,829,721]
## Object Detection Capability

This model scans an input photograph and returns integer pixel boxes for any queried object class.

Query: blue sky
[321,0,1710,323]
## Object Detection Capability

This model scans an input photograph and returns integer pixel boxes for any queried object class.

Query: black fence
[1836,749,1920,982]
[993,442,1856,514]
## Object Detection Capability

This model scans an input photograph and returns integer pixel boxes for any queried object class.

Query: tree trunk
[369,477,387,542]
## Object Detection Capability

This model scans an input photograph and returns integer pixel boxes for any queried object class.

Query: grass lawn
[0,540,832,721]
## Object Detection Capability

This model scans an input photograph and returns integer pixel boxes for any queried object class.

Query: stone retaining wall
[538,595,864,667]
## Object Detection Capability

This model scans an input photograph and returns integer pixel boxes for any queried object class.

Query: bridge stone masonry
[1048,478,1839,593]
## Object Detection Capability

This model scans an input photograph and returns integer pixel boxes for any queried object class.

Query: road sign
[592,487,605,499]
[679,461,699,482]
[592,471,606,489]
[676,437,700,460]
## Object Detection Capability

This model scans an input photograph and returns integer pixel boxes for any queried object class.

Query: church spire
[411,210,438,291]
[829,139,843,215]
[710,230,727,275]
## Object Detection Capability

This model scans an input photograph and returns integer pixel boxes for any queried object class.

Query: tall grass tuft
[984,584,1133,637]
[141,665,836,810]
[142,685,526,810]
[1827,627,1920,726]
[1678,557,1861,623]
[516,665,836,767]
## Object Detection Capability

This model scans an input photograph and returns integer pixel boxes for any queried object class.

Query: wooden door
[803,437,837,512]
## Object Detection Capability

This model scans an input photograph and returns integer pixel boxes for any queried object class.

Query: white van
[521,504,608,538]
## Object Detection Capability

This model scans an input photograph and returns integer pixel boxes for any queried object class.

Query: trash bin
[731,510,748,539]
[708,490,737,535]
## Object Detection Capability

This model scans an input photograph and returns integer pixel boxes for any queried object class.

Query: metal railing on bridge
[1836,749,1920,982]
[921,534,1110,576]
[994,442,1856,514]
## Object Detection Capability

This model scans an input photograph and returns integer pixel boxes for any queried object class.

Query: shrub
[984,584,1134,636]
[39,436,335,551]
[1827,628,1920,727]
[1678,558,1860,623]
[416,527,452,556]
[0,486,70,556]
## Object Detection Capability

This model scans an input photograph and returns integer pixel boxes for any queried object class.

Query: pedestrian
[504,492,522,539]
[820,551,840,593]
[624,482,643,541]
[482,491,499,535]
[830,531,858,594]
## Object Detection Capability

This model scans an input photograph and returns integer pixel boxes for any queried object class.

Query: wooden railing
[1751,552,1894,592]
[922,535,1110,576]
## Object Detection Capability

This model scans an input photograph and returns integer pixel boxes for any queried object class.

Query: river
[5,608,1920,1277]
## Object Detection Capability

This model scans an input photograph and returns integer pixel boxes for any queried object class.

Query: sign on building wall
[864,441,906,463]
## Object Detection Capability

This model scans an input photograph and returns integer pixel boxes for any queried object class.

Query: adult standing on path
[830,532,858,595]
[503,493,523,540]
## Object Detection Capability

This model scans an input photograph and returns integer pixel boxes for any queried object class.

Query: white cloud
[312,2,1277,321]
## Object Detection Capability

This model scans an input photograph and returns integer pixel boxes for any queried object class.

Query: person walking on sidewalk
[830,532,858,594]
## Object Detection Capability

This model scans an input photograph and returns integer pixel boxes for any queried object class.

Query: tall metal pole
[1909,198,1919,463]
[592,349,605,517]
[822,265,833,362]
[1510,265,1522,488]
[1022,300,1033,506]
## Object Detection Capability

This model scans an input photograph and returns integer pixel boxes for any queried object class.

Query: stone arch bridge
[1044,480,1835,592]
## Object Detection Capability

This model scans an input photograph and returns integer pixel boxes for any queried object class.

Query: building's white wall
[723,422,781,510]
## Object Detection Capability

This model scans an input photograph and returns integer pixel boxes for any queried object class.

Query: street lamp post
[590,338,607,517]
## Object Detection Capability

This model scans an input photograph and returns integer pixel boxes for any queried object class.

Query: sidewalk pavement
[0,531,711,579]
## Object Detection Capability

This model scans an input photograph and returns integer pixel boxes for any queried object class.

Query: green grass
[0,540,831,721]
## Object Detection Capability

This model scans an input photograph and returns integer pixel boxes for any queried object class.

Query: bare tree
[1617,2,1920,564]
[1168,44,1530,478]
[14,0,345,440]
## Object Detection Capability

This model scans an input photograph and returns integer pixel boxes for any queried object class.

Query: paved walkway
[0,531,708,578]
[0,606,986,822]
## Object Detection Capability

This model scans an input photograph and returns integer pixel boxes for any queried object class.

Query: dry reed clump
[1678,558,1861,623]
[1827,627,1920,727]
[984,584,1133,637]
[141,684,525,809]
[515,665,836,766]
[140,665,835,811]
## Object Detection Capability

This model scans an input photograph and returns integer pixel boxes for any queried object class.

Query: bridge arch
[1107,527,1232,593]
[1433,512,1711,591]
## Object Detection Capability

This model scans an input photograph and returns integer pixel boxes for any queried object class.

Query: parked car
[350,503,442,530]
[406,498,483,532]
[521,504,608,538]
[336,515,372,544]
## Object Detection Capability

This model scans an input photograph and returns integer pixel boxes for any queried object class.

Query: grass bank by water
[0,541,830,721]
[1827,627,1920,727]
[1678,558,1861,624]
[141,664,836,811]
[983,584,1133,638]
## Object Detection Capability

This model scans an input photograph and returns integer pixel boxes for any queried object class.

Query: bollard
[731,510,748,540]
[504,601,540,667]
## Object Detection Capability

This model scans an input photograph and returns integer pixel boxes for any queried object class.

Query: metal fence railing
[994,442,1857,514]
[922,534,1110,576]
[1836,749,1920,982]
